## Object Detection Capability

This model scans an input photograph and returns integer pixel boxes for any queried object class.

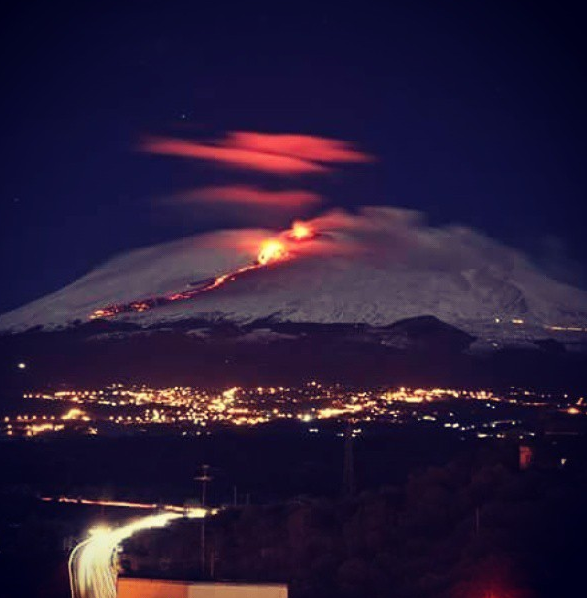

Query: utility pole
[196,464,212,507]
[195,464,213,577]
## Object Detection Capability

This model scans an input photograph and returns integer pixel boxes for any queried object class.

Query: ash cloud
[303,206,535,277]
[532,235,587,290]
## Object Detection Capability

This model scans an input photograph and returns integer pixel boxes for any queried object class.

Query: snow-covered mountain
[1,207,586,348]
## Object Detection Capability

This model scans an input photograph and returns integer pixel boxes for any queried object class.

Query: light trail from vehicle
[68,509,206,598]
[42,496,187,512]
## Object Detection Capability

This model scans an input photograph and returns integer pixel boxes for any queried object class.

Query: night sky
[1,1,586,313]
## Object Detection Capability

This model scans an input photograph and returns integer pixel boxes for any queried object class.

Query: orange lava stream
[89,224,312,320]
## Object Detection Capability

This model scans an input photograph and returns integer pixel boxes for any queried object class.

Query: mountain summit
[1,208,586,349]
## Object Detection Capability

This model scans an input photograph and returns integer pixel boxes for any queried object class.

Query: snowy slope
[1,207,586,344]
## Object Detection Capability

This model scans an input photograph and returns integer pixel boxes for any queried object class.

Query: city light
[2,383,582,440]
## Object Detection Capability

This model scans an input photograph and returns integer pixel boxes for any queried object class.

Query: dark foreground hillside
[125,448,587,598]
[2,317,587,392]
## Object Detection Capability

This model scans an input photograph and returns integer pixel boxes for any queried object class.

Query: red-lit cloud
[223,132,374,164]
[177,185,323,208]
[140,131,373,175]
[141,137,326,174]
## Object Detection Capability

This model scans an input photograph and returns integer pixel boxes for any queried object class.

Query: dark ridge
[0,317,586,395]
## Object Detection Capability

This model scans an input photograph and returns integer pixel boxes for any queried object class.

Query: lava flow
[288,221,315,241]
[257,238,288,265]
[89,223,313,320]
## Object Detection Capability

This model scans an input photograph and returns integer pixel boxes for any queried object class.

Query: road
[43,495,189,512]
[68,509,206,598]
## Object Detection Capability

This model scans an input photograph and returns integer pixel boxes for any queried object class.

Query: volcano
[2,207,587,390]
[1,207,586,345]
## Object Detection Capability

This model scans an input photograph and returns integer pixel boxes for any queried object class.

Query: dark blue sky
[1,1,586,312]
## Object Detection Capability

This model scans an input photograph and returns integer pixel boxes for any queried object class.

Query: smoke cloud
[302,206,529,276]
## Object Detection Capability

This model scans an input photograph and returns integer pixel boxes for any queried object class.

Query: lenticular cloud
[140,131,373,175]
[175,185,323,208]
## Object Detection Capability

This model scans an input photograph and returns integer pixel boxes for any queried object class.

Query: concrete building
[118,577,288,598]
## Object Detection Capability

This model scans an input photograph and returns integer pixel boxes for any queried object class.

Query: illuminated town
[2,382,584,440]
